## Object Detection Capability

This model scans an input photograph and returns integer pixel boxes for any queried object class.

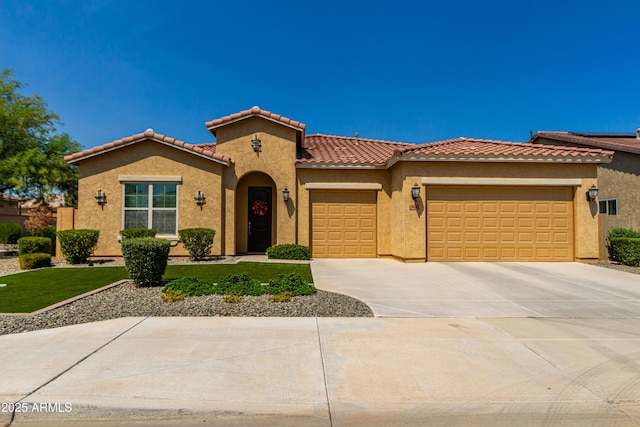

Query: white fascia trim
[119,176,183,183]
[305,183,383,190]
[421,178,583,186]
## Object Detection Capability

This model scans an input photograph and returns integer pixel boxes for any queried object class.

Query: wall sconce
[95,189,107,209]
[251,135,261,152]
[194,191,206,208]
[586,184,599,202]
[282,187,290,203]
[411,183,420,201]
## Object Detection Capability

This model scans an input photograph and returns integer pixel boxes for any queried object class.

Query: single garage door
[427,186,574,261]
[311,191,377,258]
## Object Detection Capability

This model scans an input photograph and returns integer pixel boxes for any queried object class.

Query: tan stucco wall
[296,168,392,256]
[214,117,298,255]
[389,161,600,262]
[75,141,224,257]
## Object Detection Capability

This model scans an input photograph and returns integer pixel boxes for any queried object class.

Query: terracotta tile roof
[65,130,229,165]
[298,134,417,166]
[396,138,614,162]
[531,131,640,155]
[205,106,306,136]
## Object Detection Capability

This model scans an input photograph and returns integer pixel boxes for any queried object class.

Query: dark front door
[248,186,272,252]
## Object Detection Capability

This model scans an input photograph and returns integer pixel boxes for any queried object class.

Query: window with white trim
[124,183,177,235]
[598,198,618,215]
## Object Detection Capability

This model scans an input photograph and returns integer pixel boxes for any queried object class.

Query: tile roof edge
[531,132,640,154]
[205,107,306,132]
[305,133,418,146]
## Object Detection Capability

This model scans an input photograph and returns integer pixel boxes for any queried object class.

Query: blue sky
[2,0,639,149]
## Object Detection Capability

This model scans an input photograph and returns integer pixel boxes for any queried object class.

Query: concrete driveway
[311,260,640,318]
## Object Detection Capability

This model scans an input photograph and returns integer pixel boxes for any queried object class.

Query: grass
[0,262,313,314]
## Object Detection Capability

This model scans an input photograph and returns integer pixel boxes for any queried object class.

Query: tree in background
[0,68,80,206]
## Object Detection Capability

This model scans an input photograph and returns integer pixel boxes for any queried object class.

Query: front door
[248,186,272,252]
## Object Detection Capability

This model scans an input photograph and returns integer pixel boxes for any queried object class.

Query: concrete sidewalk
[2,316,640,426]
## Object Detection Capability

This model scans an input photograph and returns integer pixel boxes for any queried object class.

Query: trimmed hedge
[18,237,52,256]
[609,238,640,267]
[120,228,158,240]
[57,229,100,264]
[33,226,57,255]
[0,222,22,244]
[266,244,311,260]
[122,237,170,287]
[179,228,216,261]
[608,228,640,239]
[19,253,52,270]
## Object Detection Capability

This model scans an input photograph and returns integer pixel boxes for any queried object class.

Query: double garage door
[427,186,574,261]
[310,186,574,261]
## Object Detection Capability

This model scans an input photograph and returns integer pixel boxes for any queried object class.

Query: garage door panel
[311,191,377,258]
[427,186,573,261]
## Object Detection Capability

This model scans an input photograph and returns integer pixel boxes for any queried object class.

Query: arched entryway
[235,172,277,254]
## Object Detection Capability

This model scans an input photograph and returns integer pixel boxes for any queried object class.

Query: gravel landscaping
[0,253,373,336]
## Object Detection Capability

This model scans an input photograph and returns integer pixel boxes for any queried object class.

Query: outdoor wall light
[251,135,262,152]
[586,184,599,202]
[282,187,290,203]
[95,189,107,208]
[411,183,421,201]
[194,191,206,208]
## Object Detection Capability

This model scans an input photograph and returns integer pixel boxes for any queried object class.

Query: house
[529,131,640,255]
[1,194,64,230]
[60,107,613,262]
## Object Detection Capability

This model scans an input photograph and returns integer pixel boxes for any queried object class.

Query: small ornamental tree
[24,205,54,235]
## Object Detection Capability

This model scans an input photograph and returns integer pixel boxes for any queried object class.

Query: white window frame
[122,182,179,237]
[598,198,618,216]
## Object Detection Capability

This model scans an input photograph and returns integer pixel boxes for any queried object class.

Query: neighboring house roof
[21,194,65,210]
[205,106,306,136]
[65,129,229,165]
[298,134,417,166]
[530,131,640,155]
[396,138,614,163]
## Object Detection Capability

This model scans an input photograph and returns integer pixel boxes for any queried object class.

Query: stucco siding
[76,141,224,257]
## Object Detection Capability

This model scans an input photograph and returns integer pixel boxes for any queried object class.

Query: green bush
[0,222,22,244]
[266,244,311,260]
[57,229,100,264]
[178,228,216,261]
[19,253,51,270]
[18,237,52,256]
[33,226,57,254]
[122,237,170,287]
[163,276,216,296]
[609,238,640,267]
[267,273,317,296]
[608,228,640,239]
[215,273,264,296]
[120,228,158,240]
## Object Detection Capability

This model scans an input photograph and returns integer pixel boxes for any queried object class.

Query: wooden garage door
[427,186,574,261]
[311,191,377,258]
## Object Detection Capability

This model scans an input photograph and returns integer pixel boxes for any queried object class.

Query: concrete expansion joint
[5,317,149,427]
[315,317,333,427]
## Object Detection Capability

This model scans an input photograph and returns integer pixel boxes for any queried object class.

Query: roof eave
[295,161,385,170]
[392,154,613,164]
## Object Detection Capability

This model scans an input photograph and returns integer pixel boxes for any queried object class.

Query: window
[598,198,618,215]
[124,183,177,234]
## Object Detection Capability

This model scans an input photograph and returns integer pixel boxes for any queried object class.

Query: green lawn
[0,262,313,314]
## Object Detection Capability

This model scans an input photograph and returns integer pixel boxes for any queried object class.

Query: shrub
[24,206,54,235]
[18,237,52,256]
[33,226,57,254]
[267,273,317,296]
[163,276,216,296]
[223,293,244,303]
[608,228,640,239]
[122,237,170,287]
[160,289,188,303]
[266,244,311,260]
[271,292,293,303]
[57,229,100,264]
[19,253,51,270]
[215,273,264,296]
[179,228,216,261]
[609,238,640,267]
[120,228,158,240]
[0,222,21,244]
